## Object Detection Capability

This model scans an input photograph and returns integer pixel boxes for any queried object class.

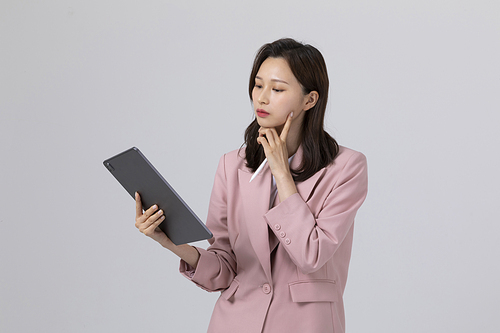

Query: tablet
[103,147,212,245]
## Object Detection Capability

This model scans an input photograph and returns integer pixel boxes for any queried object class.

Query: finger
[139,208,163,229]
[280,112,293,141]
[257,128,268,144]
[142,213,166,235]
[146,209,164,227]
[144,204,159,218]
[137,204,159,225]
[259,128,277,147]
[257,136,271,153]
[135,192,143,219]
[258,127,267,139]
[265,128,279,147]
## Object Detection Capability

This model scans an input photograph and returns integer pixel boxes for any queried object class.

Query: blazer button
[285,238,291,245]
[274,224,281,231]
[279,231,286,238]
[262,283,271,294]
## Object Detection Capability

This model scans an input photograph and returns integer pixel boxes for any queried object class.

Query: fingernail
[153,205,157,210]
[290,112,294,117]
[158,210,163,215]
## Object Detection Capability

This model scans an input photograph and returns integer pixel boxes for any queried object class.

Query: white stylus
[249,158,267,183]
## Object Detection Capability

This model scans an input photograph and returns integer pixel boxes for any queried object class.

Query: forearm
[267,152,369,274]
[265,194,336,273]
[164,242,200,268]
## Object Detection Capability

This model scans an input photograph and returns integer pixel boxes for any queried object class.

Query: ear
[303,91,319,111]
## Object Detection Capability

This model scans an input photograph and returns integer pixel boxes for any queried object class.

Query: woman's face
[252,57,312,132]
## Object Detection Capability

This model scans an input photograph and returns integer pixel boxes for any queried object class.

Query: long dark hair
[244,38,339,182]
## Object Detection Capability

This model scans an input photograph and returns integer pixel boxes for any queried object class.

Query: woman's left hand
[257,113,293,180]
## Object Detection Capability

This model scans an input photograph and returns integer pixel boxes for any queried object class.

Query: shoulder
[224,148,246,161]
[323,145,367,177]
[215,148,249,174]
[334,146,367,166]
[211,148,251,187]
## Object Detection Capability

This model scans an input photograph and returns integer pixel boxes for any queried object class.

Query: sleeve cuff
[179,260,196,279]
[178,247,220,292]
[179,246,205,281]
[264,193,315,235]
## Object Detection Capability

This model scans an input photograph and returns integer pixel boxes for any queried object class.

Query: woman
[135,38,368,333]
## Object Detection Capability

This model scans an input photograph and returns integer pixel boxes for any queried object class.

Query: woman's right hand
[134,192,201,268]
[135,192,172,247]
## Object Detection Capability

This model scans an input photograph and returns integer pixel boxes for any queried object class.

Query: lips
[256,109,270,117]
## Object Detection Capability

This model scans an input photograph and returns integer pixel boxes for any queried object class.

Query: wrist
[274,170,293,183]
[275,172,297,202]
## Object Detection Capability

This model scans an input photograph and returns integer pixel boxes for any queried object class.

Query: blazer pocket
[221,278,239,301]
[289,280,338,303]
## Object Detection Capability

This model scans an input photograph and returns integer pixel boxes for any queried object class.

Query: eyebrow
[255,76,289,85]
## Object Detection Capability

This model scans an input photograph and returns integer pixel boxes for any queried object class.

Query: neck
[287,134,301,157]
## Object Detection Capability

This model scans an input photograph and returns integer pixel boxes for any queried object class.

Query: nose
[257,88,269,105]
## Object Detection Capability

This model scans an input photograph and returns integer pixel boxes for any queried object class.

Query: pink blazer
[180,145,368,333]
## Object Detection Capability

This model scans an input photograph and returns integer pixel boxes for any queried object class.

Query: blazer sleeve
[179,154,237,292]
[264,151,368,274]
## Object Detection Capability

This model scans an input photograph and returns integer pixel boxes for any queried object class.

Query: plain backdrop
[1,1,499,332]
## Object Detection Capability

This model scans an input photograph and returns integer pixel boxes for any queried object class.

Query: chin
[256,119,271,128]
[258,120,285,130]
[255,118,266,127]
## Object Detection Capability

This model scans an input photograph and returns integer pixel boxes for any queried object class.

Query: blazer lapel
[238,166,273,283]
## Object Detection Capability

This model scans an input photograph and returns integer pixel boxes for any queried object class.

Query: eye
[273,88,283,92]
[254,84,262,89]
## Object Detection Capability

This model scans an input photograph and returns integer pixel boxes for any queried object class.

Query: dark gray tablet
[103,147,212,245]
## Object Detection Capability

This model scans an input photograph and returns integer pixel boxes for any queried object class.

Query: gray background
[1,0,499,332]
